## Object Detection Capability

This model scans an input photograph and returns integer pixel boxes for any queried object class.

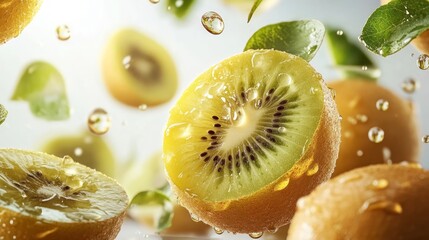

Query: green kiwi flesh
[0,149,128,222]
[164,49,325,202]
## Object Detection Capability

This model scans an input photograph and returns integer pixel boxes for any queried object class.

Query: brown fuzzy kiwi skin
[161,205,211,236]
[288,164,429,240]
[380,0,429,55]
[0,210,126,240]
[0,0,43,44]
[328,80,420,177]
[170,81,341,234]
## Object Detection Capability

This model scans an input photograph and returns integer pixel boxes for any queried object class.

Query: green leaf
[247,0,263,23]
[167,0,196,19]
[11,61,70,121]
[326,28,378,80]
[360,0,429,57]
[244,20,325,61]
[130,189,174,231]
[0,104,7,125]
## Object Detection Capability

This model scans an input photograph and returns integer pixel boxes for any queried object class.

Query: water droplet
[422,135,429,143]
[213,227,224,235]
[370,179,389,190]
[74,147,83,157]
[336,30,344,36]
[87,108,111,135]
[249,232,263,239]
[0,104,7,125]
[201,11,224,35]
[175,0,184,7]
[149,0,160,3]
[122,55,131,69]
[190,213,200,222]
[306,163,319,176]
[278,126,286,133]
[368,127,384,143]
[382,147,392,164]
[376,99,389,111]
[328,87,336,99]
[417,54,429,70]
[56,25,71,41]
[356,114,368,123]
[274,178,290,191]
[356,150,364,157]
[361,65,368,71]
[359,199,402,214]
[402,78,418,94]
[138,104,148,111]
[9,219,14,225]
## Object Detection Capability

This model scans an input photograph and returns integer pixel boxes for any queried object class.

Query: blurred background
[0,0,428,239]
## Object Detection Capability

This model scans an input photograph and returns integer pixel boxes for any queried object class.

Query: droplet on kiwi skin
[368,127,384,143]
[417,54,429,70]
[359,198,402,215]
[376,99,389,111]
[249,232,264,239]
[369,179,389,190]
[213,227,224,235]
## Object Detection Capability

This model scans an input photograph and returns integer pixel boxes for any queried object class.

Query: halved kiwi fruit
[40,131,116,177]
[328,79,420,177]
[288,164,429,239]
[102,28,178,107]
[0,0,42,44]
[0,149,128,240]
[163,49,341,233]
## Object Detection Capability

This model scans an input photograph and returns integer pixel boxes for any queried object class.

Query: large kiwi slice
[0,0,42,44]
[102,28,178,107]
[0,149,128,240]
[163,49,341,233]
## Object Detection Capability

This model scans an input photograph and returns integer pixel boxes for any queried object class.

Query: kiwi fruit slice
[0,149,128,240]
[102,28,178,107]
[288,164,429,240]
[0,0,42,44]
[328,79,420,177]
[163,49,341,233]
[41,131,116,177]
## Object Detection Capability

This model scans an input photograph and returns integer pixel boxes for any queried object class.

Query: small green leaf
[247,0,263,23]
[167,0,196,19]
[11,61,70,121]
[326,28,378,80]
[244,20,325,62]
[130,189,174,231]
[0,104,7,125]
[360,0,429,57]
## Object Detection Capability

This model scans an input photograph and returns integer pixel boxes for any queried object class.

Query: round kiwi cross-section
[163,49,341,233]
[0,149,128,240]
[102,28,178,107]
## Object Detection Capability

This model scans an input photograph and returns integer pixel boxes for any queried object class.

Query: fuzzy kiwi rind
[328,79,420,177]
[164,49,341,233]
[0,149,128,240]
[288,164,429,240]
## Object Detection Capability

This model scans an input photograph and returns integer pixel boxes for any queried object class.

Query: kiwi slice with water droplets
[0,149,128,240]
[163,49,341,233]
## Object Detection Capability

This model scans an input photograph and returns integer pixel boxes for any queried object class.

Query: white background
[0,0,428,239]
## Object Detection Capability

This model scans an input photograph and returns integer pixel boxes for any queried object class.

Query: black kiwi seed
[274,112,282,117]
[277,106,285,111]
[268,89,275,95]
[201,136,207,141]
[212,116,219,120]
[211,136,217,140]
[208,130,215,135]
[214,123,222,128]
[279,100,288,105]
[200,152,208,157]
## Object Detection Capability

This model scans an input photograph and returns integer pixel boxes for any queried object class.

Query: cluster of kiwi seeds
[198,86,296,174]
